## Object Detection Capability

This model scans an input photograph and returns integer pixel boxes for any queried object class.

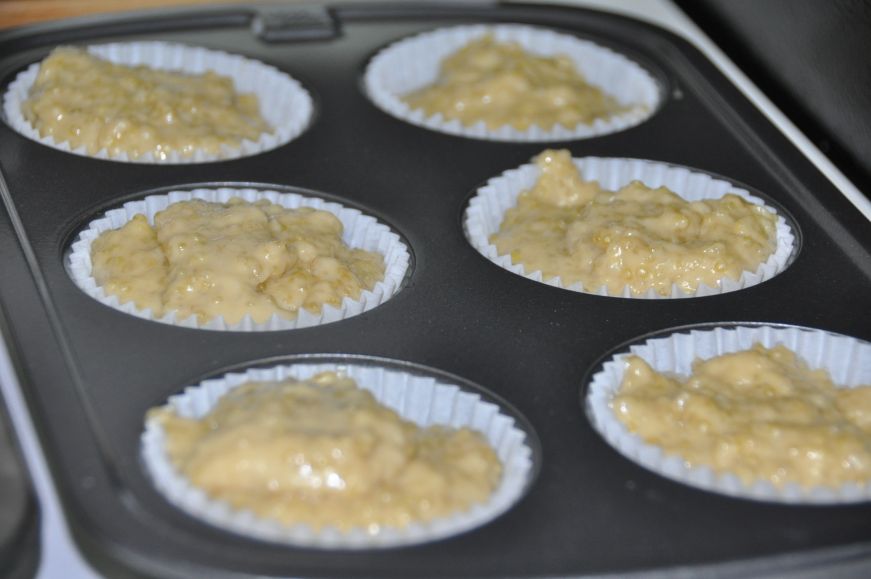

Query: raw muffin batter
[90,198,385,324]
[151,372,503,531]
[402,36,627,131]
[22,47,272,160]
[612,345,871,488]
[491,150,777,295]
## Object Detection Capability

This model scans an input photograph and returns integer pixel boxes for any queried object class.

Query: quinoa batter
[491,150,777,295]
[90,198,385,324]
[612,345,871,488]
[150,372,503,531]
[22,47,272,160]
[403,36,626,131]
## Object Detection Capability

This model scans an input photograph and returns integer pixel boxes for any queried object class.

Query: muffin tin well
[3,42,313,163]
[585,323,871,503]
[68,187,411,331]
[0,2,869,578]
[464,156,797,298]
[364,23,661,142]
[141,356,537,548]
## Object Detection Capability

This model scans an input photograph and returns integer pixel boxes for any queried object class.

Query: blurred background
[0,0,239,29]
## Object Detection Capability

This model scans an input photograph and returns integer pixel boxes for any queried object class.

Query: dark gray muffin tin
[0,2,869,577]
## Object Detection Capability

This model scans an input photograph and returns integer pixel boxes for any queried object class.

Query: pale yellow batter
[491,150,777,295]
[151,372,502,531]
[403,36,626,131]
[22,47,272,160]
[90,199,385,325]
[612,345,871,488]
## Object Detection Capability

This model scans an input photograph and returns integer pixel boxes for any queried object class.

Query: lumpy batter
[150,372,503,531]
[90,199,385,324]
[402,36,627,131]
[22,47,272,160]
[491,150,777,295]
[612,345,871,488]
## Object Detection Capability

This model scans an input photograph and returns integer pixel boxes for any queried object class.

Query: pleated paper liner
[464,156,796,299]
[586,324,871,503]
[141,358,537,548]
[364,24,660,142]
[68,187,410,331]
[4,42,313,163]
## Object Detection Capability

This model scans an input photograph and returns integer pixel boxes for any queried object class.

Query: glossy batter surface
[90,199,385,324]
[491,150,777,295]
[151,372,503,531]
[403,36,625,131]
[613,345,871,488]
[22,47,271,159]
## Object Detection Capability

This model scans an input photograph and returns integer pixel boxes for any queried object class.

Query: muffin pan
[0,2,869,577]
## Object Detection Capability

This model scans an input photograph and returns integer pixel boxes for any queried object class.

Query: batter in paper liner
[149,372,502,531]
[90,199,385,325]
[402,36,628,131]
[22,48,272,160]
[613,345,871,488]
[490,149,777,295]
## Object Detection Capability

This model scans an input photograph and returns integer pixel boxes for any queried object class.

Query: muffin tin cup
[141,358,536,548]
[3,41,313,163]
[585,324,871,503]
[364,24,660,142]
[67,187,411,331]
[464,156,796,298]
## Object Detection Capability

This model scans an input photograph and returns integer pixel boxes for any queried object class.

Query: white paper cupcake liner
[141,360,535,548]
[586,325,871,504]
[68,188,410,331]
[364,24,660,142]
[3,42,313,163]
[465,156,795,298]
